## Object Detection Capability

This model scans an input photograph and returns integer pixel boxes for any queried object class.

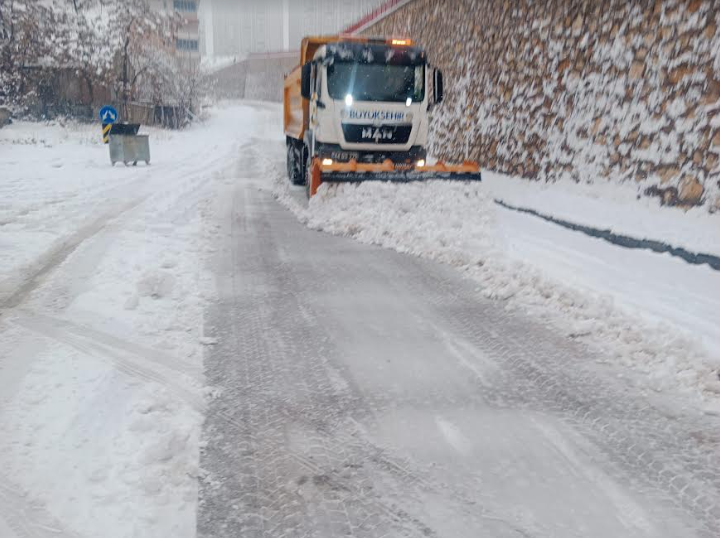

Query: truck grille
[342,124,412,144]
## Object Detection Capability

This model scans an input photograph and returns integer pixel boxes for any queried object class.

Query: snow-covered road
[1,103,719,538]
[0,104,278,538]
[201,107,719,537]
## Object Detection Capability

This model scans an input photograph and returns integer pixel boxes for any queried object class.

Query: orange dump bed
[283,66,305,141]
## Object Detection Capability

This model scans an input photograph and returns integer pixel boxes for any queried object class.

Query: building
[205,0,386,58]
[173,0,201,60]
[150,0,202,60]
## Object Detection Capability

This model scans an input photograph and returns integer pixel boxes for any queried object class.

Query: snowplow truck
[284,35,482,197]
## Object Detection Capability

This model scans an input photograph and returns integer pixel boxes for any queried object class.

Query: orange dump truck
[283,35,482,196]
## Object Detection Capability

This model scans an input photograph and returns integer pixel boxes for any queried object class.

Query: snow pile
[0,345,202,538]
[273,176,720,410]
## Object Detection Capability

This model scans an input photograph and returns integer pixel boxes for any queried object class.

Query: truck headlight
[322,158,333,166]
[416,159,426,168]
[345,94,353,107]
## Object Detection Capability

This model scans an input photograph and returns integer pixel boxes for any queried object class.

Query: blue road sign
[99,105,118,124]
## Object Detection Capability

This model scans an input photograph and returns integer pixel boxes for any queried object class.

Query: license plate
[330,151,360,161]
[394,163,414,170]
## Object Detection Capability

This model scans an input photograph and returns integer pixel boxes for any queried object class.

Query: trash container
[109,123,140,136]
[108,123,150,166]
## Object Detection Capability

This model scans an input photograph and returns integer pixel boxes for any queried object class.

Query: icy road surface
[199,107,719,537]
[0,103,718,538]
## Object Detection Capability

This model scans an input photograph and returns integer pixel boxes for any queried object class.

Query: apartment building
[150,0,202,60]
[206,0,385,57]
[173,0,201,59]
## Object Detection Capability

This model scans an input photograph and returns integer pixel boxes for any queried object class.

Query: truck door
[310,63,321,130]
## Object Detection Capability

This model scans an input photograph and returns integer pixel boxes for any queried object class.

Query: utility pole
[282,0,289,51]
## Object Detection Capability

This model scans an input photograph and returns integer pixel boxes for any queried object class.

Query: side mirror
[301,63,312,100]
[433,68,444,104]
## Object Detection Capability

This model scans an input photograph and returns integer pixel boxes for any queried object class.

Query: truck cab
[285,36,445,187]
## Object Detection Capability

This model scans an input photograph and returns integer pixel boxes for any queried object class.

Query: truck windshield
[326,62,425,103]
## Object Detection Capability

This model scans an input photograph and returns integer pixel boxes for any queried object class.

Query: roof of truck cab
[317,41,426,65]
[300,35,425,65]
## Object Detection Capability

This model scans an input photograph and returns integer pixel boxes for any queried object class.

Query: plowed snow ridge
[273,172,720,409]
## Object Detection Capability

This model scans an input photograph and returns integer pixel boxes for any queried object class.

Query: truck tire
[286,140,304,186]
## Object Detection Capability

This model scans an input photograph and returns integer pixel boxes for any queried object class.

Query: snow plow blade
[309,158,482,197]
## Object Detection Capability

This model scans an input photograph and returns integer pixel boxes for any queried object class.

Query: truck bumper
[309,158,482,197]
[315,143,426,164]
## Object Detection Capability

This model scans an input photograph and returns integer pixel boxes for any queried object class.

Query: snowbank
[273,174,720,412]
[483,172,720,257]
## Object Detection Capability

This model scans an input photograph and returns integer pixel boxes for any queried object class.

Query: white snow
[0,104,268,538]
[482,172,720,257]
[273,167,720,412]
[201,54,247,73]
[1,100,719,537]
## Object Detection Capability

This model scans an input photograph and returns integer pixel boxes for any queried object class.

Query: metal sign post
[99,105,118,144]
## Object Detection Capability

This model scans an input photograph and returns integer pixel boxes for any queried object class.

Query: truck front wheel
[286,140,304,186]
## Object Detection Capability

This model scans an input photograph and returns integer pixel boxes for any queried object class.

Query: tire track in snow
[12,314,205,412]
[199,181,538,538]
[9,315,261,441]
[400,267,720,537]
[0,197,146,310]
[272,168,717,534]
[201,185,408,538]
[0,141,236,313]
[0,477,86,538]
[14,311,201,377]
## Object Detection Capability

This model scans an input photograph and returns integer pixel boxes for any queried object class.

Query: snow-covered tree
[103,0,179,113]
[0,0,53,106]
[134,45,206,125]
[1,0,202,121]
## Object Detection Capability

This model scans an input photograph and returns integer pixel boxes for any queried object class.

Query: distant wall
[209,52,296,103]
[362,0,720,211]
[209,60,248,100]
[244,54,297,102]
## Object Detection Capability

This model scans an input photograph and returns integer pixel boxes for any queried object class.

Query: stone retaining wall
[362,0,720,211]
